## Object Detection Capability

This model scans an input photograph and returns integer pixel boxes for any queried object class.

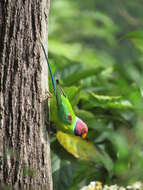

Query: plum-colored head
[74,117,88,139]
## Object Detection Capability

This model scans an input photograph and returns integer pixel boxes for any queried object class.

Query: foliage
[49,0,143,189]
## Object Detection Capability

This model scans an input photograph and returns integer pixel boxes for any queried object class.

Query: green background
[48,1,143,189]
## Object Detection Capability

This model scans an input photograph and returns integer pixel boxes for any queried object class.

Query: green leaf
[56,131,113,172]
[81,92,133,110]
[64,86,80,106]
[52,153,76,190]
[63,68,103,86]
[56,131,97,161]
[125,30,143,53]
[51,140,77,190]
[55,61,103,86]
[49,39,82,60]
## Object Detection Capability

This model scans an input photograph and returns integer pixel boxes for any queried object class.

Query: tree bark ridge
[0,0,52,189]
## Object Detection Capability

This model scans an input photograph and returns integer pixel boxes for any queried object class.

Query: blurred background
[48,0,143,189]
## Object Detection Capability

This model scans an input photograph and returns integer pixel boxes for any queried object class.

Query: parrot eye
[81,128,85,133]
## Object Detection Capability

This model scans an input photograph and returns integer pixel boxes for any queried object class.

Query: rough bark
[0,0,52,189]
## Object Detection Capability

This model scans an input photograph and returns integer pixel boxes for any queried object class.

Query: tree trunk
[0,0,52,189]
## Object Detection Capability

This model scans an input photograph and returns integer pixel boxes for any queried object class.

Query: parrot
[39,36,88,139]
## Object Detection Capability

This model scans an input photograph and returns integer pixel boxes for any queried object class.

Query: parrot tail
[38,33,56,94]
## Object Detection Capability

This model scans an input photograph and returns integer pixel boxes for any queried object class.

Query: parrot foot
[40,91,53,102]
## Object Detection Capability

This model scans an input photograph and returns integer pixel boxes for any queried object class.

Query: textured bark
[0,0,52,189]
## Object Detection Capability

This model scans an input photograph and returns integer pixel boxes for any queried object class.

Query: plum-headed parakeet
[39,36,88,139]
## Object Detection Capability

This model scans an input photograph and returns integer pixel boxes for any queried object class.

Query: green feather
[55,83,77,133]
[39,37,77,134]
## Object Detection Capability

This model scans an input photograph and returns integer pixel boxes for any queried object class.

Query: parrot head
[74,117,88,139]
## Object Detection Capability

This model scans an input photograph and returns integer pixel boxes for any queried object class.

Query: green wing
[56,84,76,125]
[57,94,75,125]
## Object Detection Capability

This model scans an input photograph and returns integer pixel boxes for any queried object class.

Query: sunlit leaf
[56,131,113,172]
[56,131,97,161]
